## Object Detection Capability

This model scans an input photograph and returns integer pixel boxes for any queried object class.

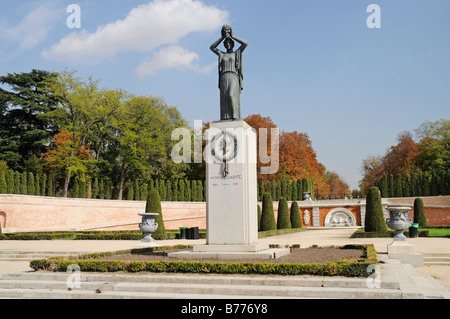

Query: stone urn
[303,192,311,201]
[138,212,159,243]
[386,207,412,241]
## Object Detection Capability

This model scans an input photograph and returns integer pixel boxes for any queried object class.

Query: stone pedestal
[387,241,423,267]
[204,120,258,246]
[168,120,289,260]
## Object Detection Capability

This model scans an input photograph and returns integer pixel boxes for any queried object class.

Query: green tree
[402,174,410,197]
[166,180,172,201]
[380,174,388,198]
[184,180,191,201]
[260,193,276,231]
[291,181,298,201]
[21,172,27,195]
[0,70,59,171]
[6,170,14,194]
[178,179,185,201]
[410,173,417,196]
[41,173,47,196]
[388,174,395,198]
[365,187,387,233]
[413,198,428,227]
[257,204,262,231]
[277,197,291,229]
[145,190,166,239]
[43,71,124,197]
[290,200,302,228]
[92,178,99,199]
[395,174,403,197]
[14,171,20,194]
[0,174,6,194]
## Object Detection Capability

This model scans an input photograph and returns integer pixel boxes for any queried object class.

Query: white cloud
[0,2,59,56]
[135,45,216,77]
[42,0,228,63]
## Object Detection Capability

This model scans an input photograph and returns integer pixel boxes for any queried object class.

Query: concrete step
[422,252,450,265]
[0,272,399,289]
[0,250,90,261]
[0,272,402,299]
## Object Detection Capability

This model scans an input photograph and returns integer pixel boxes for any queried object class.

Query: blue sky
[1,0,449,189]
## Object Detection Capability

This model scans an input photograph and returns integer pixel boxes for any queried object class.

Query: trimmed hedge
[0,230,206,241]
[29,244,377,278]
[364,187,387,233]
[351,228,429,238]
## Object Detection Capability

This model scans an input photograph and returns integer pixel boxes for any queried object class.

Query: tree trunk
[62,170,72,197]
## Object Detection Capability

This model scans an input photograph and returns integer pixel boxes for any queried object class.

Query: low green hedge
[258,227,306,238]
[29,244,377,277]
[0,230,207,240]
[351,228,429,238]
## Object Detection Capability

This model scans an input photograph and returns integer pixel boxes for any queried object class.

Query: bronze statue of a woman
[210,25,247,121]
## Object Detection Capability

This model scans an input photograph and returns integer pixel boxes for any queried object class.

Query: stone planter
[138,212,159,243]
[386,207,412,241]
[303,192,311,201]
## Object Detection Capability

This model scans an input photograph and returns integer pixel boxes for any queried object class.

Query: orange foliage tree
[41,129,93,196]
[244,114,278,182]
[244,114,330,197]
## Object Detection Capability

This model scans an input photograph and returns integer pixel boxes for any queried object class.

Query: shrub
[290,201,302,228]
[413,198,428,227]
[29,244,376,277]
[260,193,276,231]
[380,174,388,198]
[146,189,166,239]
[257,205,262,231]
[365,187,387,233]
[277,197,291,229]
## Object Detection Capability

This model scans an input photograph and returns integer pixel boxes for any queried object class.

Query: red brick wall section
[388,196,450,226]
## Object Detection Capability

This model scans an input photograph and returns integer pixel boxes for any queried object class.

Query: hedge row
[29,244,377,277]
[0,230,207,241]
[351,228,430,238]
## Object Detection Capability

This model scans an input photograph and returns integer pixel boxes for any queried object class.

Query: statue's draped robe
[218,48,243,120]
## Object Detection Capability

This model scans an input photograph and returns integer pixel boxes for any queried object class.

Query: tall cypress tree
[260,193,276,231]
[146,190,166,239]
[14,171,20,194]
[395,174,403,197]
[291,181,298,201]
[0,174,6,194]
[27,172,34,195]
[277,197,291,229]
[6,170,14,194]
[21,172,27,195]
[178,179,185,201]
[380,174,388,198]
[41,173,47,196]
[290,200,302,228]
[365,187,387,233]
[388,174,395,198]
[413,198,428,227]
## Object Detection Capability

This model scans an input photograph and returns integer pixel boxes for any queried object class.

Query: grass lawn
[421,228,450,237]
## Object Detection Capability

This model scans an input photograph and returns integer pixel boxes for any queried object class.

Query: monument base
[167,244,290,260]
[387,241,423,267]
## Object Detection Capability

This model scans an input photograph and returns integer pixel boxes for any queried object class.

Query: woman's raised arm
[231,36,247,52]
[210,36,224,56]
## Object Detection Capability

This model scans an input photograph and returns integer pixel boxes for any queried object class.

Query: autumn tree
[326,171,350,199]
[41,129,93,194]
[278,131,329,196]
[244,114,278,181]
